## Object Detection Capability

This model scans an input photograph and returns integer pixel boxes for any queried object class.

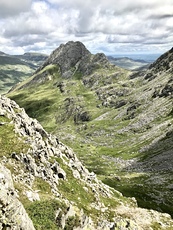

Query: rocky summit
[6,41,173,229]
[37,41,90,74]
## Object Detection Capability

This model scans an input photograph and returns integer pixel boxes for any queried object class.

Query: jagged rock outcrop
[39,41,90,74]
[14,41,113,91]
[35,41,110,79]
[0,95,109,191]
[0,165,35,230]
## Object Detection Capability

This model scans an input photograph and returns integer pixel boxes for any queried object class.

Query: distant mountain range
[14,52,48,69]
[107,56,151,70]
[0,52,48,94]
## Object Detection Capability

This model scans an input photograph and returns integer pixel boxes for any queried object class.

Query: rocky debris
[74,110,91,124]
[116,205,173,230]
[56,96,91,124]
[160,83,173,97]
[51,161,66,179]
[0,164,35,230]
[114,99,127,108]
[57,81,66,93]
[25,190,40,202]
[126,102,141,119]
[144,72,156,81]
[152,81,173,98]
[102,155,136,170]
[129,70,146,79]
[96,85,130,108]
[59,205,76,229]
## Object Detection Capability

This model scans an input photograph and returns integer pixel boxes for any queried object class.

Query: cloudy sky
[0,0,173,56]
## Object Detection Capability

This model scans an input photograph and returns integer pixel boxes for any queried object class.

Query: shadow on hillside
[128,130,173,174]
[103,132,173,218]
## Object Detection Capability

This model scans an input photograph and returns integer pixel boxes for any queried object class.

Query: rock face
[40,41,90,73]
[36,41,110,78]
[0,165,35,230]
[143,47,173,80]
[0,95,101,189]
[0,95,130,229]
[148,47,173,72]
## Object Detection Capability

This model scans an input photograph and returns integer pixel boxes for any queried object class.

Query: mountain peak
[10,41,113,91]
[36,41,109,77]
[38,41,91,75]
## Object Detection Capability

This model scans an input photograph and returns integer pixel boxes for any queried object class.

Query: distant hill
[14,52,48,69]
[0,52,48,94]
[107,56,150,70]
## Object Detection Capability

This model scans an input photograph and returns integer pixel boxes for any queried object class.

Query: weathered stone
[0,165,35,230]
[25,190,40,202]
[51,162,66,180]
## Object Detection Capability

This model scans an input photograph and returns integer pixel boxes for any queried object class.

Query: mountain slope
[8,42,173,219]
[2,95,173,229]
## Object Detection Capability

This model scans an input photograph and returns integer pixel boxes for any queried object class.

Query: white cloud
[0,0,32,18]
[0,0,173,55]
